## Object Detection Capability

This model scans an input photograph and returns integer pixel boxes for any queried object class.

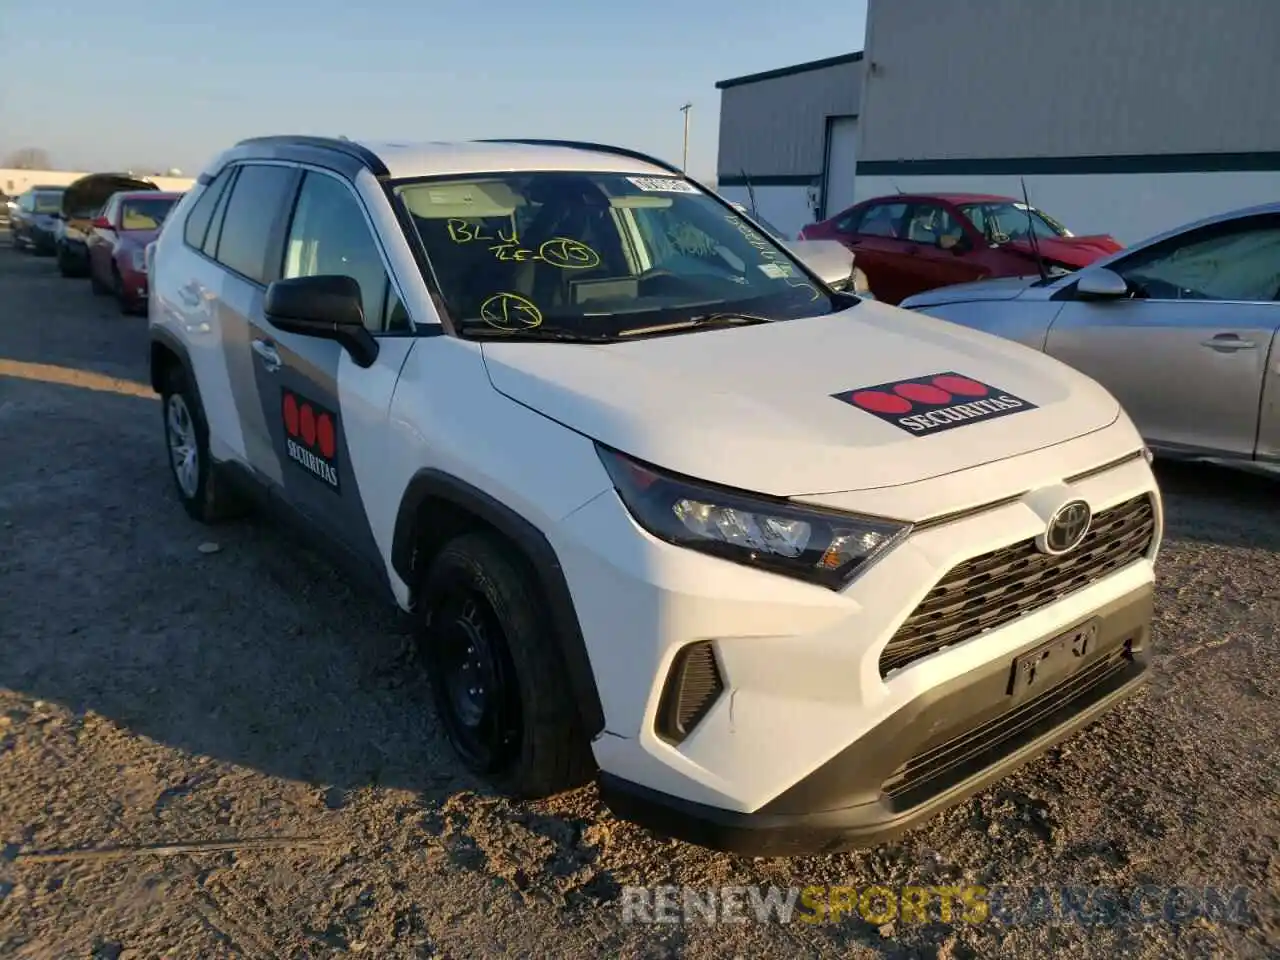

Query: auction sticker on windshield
[626,177,699,194]
[832,372,1037,435]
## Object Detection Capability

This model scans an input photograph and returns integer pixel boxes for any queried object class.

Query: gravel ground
[0,236,1277,959]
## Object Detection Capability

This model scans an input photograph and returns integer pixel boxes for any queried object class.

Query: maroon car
[799,193,1122,305]
[86,190,183,314]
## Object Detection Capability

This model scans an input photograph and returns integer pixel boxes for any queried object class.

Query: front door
[248,168,414,577]
[1045,213,1280,457]
[898,202,984,299]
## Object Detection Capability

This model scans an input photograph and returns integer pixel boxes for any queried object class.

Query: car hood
[1006,234,1123,267]
[480,301,1120,498]
[900,274,1043,308]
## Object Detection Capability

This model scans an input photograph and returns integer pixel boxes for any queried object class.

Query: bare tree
[4,147,53,170]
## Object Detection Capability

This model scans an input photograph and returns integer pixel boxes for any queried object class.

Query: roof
[356,139,673,180]
[114,190,183,198]
[716,51,862,91]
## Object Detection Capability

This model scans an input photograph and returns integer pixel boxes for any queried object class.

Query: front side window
[904,204,965,248]
[282,172,404,332]
[121,196,178,231]
[959,202,1071,243]
[394,171,839,339]
[1116,217,1280,302]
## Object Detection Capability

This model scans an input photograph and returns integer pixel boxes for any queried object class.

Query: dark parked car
[57,173,159,278]
[87,190,183,313]
[10,186,67,255]
[800,193,1122,305]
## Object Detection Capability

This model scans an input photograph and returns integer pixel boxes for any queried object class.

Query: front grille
[880,494,1155,676]
[655,641,725,744]
[881,642,1137,808]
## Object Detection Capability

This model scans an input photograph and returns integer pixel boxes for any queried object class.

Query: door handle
[1200,334,1257,352]
[252,338,281,371]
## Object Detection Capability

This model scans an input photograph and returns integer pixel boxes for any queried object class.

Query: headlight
[597,445,910,590]
[131,248,147,272]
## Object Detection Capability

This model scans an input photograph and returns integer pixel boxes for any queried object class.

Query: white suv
[148,136,1162,856]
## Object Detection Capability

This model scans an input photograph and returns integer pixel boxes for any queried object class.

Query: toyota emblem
[1041,500,1092,555]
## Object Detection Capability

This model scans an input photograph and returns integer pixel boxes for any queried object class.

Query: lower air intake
[656,641,725,744]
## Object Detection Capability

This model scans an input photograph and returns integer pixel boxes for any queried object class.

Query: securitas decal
[832,372,1037,435]
[282,389,340,490]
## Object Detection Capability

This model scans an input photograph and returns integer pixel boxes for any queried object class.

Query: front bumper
[600,582,1151,856]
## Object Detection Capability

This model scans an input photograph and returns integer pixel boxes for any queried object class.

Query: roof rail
[475,139,685,177]
[233,135,388,175]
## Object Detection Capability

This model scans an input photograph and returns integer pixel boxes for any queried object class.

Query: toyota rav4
[147,135,1162,856]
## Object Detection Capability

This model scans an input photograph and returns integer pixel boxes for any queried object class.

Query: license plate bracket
[1007,618,1100,699]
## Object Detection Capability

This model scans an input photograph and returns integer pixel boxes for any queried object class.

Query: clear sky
[4,0,866,180]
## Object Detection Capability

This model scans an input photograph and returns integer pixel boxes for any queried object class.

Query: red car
[86,190,183,314]
[799,193,1122,305]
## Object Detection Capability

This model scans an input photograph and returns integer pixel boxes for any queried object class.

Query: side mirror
[264,275,380,368]
[1074,267,1129,300]
[91,215,112,230]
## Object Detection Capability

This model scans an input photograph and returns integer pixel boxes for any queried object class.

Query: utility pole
[679,102,693,172]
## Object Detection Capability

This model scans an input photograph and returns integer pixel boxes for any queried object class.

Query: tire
[159,363,246,524]
[418,532,594,798]
[57,246,75,277]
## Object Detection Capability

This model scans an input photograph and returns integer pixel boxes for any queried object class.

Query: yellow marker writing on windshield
[479,292,543,331]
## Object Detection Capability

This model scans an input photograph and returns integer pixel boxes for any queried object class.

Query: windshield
[394,172,839,339]
[33,191,64,214]
[958,202,1072,243]
[120,196,177,230]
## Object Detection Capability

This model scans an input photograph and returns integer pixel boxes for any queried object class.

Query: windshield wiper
[457,322,619,343]
[618,312,773,338]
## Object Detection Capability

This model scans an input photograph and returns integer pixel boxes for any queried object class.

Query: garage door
[823,116,858,219]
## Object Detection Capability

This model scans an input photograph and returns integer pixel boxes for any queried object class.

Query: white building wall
[717,185,814,240]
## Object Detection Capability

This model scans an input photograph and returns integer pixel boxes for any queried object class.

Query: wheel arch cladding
[392,469,606,739]
[149,331,191,395]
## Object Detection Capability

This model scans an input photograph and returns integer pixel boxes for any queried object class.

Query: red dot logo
[894,382,952,405]
[283,393,299,437]
[299,404,316,447]
[316,413,336,459]
[852,390,913,414]
[932,375,988,397]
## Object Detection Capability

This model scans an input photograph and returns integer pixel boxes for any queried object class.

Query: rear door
[1046,213,1280,457]
[248,168,415,578]
[199,162,302,486]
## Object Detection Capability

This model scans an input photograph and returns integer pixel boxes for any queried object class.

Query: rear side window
[184,171,232,249]
[214,164,296,283]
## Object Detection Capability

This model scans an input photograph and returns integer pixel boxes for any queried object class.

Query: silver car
[900,203,1280,471]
